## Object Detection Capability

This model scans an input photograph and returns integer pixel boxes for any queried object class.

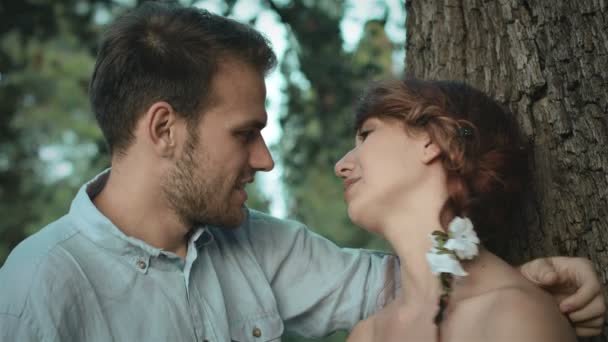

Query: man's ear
[421,138,441,164]
[145,101,181,158]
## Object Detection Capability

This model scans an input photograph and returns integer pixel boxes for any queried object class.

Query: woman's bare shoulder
[481,286,576,342]
[346,316,375,342]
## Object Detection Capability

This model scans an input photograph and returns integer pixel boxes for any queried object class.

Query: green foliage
[0,0,115,264]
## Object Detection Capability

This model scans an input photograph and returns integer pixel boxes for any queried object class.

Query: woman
[335,79,577,341]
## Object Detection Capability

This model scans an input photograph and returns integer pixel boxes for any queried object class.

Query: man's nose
[251,136,275,172]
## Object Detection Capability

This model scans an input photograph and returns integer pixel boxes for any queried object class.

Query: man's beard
[161,137,247,229]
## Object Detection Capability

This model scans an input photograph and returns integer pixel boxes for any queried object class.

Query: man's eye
[238,130,258,143]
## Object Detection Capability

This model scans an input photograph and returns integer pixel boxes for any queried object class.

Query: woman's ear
[421,139,441,164]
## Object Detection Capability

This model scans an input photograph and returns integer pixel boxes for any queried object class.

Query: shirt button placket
[187,287,209,341]
[190,301,204,340]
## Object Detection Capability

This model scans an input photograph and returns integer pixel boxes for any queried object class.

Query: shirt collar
[68,169,214,268]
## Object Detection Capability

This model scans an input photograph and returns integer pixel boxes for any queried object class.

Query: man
[0,2,604,341]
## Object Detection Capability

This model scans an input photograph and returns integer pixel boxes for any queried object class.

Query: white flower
[426,248,468,276]
[429,233,441,248]
[426,217,479,278]
[444,216,480,260]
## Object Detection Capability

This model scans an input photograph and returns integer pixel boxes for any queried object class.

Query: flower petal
[444,216,479,260]
[426,251,468,276]
[448,216,468,235]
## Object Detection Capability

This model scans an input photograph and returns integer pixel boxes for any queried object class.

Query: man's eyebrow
[233,119,267,130]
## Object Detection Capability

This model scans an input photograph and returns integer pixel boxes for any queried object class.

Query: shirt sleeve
[0,238,99,342]
[0,314,43,342]
[245,210,399,338]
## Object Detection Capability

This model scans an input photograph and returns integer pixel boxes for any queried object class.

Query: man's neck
[93,166,190,258]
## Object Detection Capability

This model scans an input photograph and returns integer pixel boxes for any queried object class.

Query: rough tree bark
[405,0,608,340]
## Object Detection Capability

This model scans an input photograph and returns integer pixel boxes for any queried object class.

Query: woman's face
[334,116,435,232]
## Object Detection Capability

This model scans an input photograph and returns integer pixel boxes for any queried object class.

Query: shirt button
[136,260,147,269]
[252,327,262,338]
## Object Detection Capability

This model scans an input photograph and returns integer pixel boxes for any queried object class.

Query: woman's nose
[334,150,354,178]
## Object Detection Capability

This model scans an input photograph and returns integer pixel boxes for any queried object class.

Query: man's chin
[206,207,246,229]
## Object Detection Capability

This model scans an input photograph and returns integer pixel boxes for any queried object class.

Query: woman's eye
[358,130,372,141]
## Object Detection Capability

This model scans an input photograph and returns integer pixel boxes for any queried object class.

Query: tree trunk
[406,0,608,340]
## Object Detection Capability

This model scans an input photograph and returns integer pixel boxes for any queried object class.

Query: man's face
[162,59,274,228]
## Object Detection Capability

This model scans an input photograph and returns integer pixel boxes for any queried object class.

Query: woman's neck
[376,175,457,306]
[382,203,495,309]
[383,209,446,305]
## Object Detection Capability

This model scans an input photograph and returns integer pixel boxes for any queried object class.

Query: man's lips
[234,178,253,203]
[237,177,255,189]
[234,177,254,203]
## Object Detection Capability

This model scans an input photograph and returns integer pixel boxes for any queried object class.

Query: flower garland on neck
[425,216,480,324]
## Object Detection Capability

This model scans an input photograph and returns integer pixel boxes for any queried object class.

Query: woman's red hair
[355,78,529,255]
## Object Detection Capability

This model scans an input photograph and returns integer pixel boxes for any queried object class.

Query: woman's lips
[343,178,360,199]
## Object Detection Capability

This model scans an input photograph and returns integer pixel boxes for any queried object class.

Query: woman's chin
[346,204,361,224]
[347,204,379,234]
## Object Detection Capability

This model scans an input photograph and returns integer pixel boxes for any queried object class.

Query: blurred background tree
[0,0,113,263]
[0,0,404,341]
[270,0,395,256]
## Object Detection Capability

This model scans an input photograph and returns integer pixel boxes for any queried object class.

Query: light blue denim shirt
[0,171,396,341]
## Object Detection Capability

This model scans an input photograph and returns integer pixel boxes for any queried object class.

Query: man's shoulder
[210,208,308,237]
[242,208,319,243]
[208,209,314,253]
[0,215,80,316]
[2,214,80,267]
[247,208,307,231]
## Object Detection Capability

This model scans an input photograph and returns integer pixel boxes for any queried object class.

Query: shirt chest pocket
[230,314,284,342]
